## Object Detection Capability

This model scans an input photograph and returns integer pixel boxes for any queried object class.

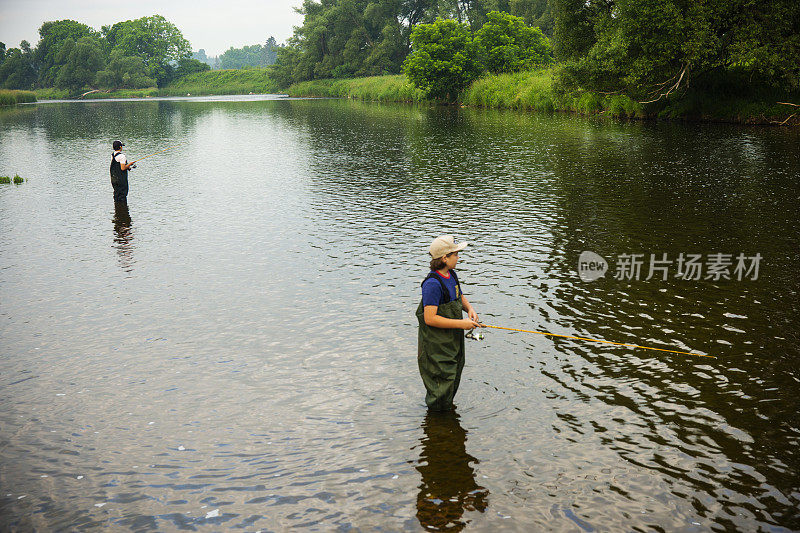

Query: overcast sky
[0,0,304,56]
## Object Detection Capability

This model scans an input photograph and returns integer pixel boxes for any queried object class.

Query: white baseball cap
[429,235,469,259]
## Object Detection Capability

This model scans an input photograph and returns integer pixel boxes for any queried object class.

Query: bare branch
[771,113,797,126]
[639,64,688,104]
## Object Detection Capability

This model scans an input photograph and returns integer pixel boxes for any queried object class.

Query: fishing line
[130,141,189,164]
[478,324,714,358]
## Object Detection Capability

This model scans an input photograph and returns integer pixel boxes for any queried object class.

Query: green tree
[556,0,800,100]
[34,20,97,87]
[55,36,104,92]
[173,57,210,78]
[102,15,191,86]
[403,18,483,101]
[551,0,607,61]
[474,10,552,73]
[95,49,156,89]
[274,0,410,83]
[264,37,280,66]
[509,0,553,35]
[0,45,36,89]
[219,44,269,69]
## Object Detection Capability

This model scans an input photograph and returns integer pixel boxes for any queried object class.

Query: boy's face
[443,251,459,270]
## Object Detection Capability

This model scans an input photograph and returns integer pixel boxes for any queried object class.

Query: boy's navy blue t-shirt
[422,270,461,307]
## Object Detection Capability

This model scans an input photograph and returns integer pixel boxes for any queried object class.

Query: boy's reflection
[415,411,488,531]
[112,202,134,272]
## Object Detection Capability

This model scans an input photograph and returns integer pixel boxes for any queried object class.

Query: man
[110,140,134,204]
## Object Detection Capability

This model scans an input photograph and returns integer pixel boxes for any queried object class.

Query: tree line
[193,38,282,70]
[272,0,799,101]
[0,16,209,93]
[2,2,796,102]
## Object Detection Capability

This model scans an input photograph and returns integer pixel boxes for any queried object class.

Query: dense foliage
[402,19,483,101]
[0,15,200,93]
[474,10,552,73]
[272,0,797,105]
[1,0,795,107]
[273,0,555,97]
[553,0,800,101]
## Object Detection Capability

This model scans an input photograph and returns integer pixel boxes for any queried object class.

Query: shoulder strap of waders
[421,271,453,304]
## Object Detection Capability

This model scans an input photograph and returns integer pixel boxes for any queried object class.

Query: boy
[415,235,481,410]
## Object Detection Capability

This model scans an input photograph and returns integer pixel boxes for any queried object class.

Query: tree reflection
[415,411,488,531]
[112,202,134,272]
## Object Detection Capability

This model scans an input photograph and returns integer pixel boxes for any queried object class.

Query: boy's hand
[468,308,479,324]
[461,318,480,330]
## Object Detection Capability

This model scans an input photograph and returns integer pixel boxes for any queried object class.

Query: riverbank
[160,68,279,96]
[287,75,429,103]
[33,87,159,100]
[0,90,36,105]
[287,70,800,125]
[31,68,280,101]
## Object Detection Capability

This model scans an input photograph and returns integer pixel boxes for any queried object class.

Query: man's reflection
[112,202,134,272]
[415,411,488,531]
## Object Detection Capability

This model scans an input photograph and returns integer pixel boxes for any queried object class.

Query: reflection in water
[112,202,134,272]
[416,411,488,531]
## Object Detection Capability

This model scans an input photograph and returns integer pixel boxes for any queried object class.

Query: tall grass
[0,90,36,105]
[287,75,429,103]
[161,68,280,95]
[464,68,647,118]
[34,87,159,100]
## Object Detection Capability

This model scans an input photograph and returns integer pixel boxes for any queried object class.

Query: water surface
[1,95,798,531]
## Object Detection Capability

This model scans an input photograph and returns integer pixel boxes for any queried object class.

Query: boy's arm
[424,305,478,330]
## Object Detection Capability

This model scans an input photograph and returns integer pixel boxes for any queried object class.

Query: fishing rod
[472,323,714,359]
[130,141,188,165]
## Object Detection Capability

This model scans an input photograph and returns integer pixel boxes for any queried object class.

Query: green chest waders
[416,271,466,411]
[110,152,129,204]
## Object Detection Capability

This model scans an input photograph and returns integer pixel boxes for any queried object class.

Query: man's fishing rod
[129,141,188,165]
[471,323,713,359]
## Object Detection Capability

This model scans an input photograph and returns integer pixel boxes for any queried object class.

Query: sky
[0,0,304,56]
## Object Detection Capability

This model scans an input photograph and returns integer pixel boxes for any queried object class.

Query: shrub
[402,19,483,102]
[474,11,553,74]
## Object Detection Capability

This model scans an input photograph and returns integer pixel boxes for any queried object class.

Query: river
[1,95,798,531]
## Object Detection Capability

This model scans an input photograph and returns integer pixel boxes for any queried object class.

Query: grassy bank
[0,90,37,105]
[287,75,429,103]
[287,70,799,124]
[33,87,159,100]
[160,68,280,96]
[31,68,280,101]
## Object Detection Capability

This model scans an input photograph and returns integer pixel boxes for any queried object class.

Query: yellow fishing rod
[476,323,714,359]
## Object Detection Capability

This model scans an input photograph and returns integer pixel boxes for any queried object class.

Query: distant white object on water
[178,445,185,451]
[205,509,220,518]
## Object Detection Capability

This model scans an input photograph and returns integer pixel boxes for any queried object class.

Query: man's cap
[112,140,125,150]
[429,235,469,259]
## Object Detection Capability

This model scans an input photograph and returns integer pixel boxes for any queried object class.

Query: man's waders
[416,271,466,411]
[110,152,128,204]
